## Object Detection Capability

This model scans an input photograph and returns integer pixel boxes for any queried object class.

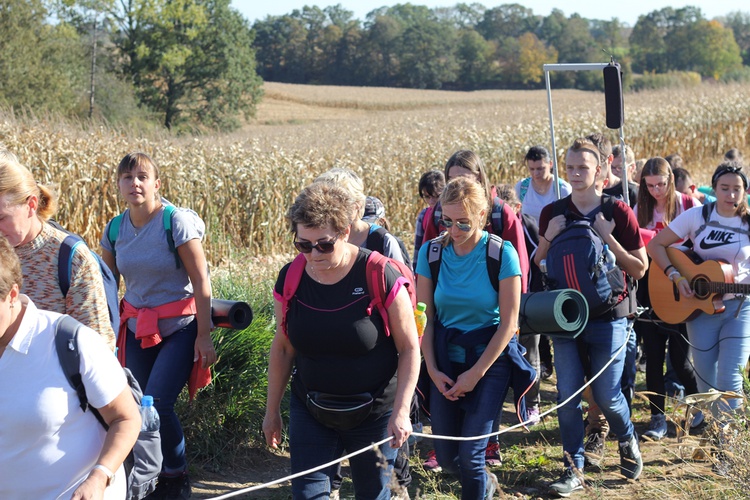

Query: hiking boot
[582,429,605,470]
[422,449,441,472]
[540,362,553,379]
[146,473,191,500]
[549,468,584,497]
[642,414,667,441]
[527,406,541,425]
[618,434,643,480]
[485,471,498,499]
[484,441,502,467]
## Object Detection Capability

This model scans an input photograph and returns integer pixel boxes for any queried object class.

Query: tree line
[2,1,749,131]
[0,0,262,131]
[252,3,750,90]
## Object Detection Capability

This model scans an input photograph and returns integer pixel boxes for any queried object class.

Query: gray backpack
[55,315,162,500]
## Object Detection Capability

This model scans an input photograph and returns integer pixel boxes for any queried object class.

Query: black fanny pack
[306,391,375,430]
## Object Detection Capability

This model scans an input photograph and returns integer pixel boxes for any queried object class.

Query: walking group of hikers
[264,136,750,500]
[0,135,748,500]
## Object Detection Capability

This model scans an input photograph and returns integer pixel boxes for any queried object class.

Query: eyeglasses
[645,182,668,191]
[293,235,339,254]
[440,218,472,231]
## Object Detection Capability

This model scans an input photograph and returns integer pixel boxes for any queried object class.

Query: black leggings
[638,318,698,415]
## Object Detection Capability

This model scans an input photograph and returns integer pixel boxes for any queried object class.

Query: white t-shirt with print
[667,205,750,296]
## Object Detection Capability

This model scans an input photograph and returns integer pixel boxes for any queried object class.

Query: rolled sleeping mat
[211,299,253,330]
[519,290,589,339]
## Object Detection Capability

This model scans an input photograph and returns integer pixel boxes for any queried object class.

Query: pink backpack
[280,251,417,339]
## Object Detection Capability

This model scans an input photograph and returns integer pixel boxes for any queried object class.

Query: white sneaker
[485,471,498,499]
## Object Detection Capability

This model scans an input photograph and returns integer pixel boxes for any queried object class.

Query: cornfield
[1,82,749,267]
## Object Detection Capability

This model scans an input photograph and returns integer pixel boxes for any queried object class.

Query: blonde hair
[314,168,367,219]
[0,155,57,221]
[439,177,488,247]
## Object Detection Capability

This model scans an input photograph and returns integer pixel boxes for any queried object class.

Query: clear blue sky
[232,0,747,26]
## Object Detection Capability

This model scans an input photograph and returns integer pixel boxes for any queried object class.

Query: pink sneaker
[527,406,541,425]
[422,449,441,472]
[485,441,502,467]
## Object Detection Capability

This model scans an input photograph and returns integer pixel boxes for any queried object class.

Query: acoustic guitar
[649,247,749,324]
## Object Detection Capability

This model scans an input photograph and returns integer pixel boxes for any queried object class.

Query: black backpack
[545,195,628,319]
[365,225,413,273]
[48,220,120,335]
[55,315,162,500]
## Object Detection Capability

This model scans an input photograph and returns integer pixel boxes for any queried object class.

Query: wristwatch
[91,464,115,486]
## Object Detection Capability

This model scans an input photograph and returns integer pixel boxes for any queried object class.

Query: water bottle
[414,302,427,338]
[603,244,617,271]
[540,259,548,290]
[140,395,160,432]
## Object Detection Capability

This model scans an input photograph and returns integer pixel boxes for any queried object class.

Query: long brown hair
[637,157,676,228]
[443,150,492,225]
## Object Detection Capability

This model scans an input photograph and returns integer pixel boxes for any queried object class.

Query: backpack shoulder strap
[162,204,181,269]
[485,234,505,292]
[280,254,307,337]
[54,315,108,428]
[107,213,124,259]
[365,251,400,338]
[58,235,85,297]
[427,238,444,292]
[695,202,716,239]
[551,195,571,219]
[519,178,531,202]
[600,194,617,221]
[365,225,387,253]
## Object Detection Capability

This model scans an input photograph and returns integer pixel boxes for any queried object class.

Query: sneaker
[618,434,643,480]
[146,473,191,500]
[540,362,553,380]
[549,468,584,497]
[422,449,442,472]
[526,406,541,425]
[485,441,502,467]
[691,410,705,428]
[582,429,605,470]
[330,489,340,500]
[642,414,668,441]
[485,471,498,499]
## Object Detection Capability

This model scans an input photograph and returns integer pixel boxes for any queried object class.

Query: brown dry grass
[1,82,748,265]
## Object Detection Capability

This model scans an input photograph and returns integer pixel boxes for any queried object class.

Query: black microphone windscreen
[604,64,624,129]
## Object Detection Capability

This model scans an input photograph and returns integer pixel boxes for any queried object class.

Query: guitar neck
[706,282,750,295]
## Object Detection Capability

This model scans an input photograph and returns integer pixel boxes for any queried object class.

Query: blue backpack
[545,195,627,319]
[50,221,120,335]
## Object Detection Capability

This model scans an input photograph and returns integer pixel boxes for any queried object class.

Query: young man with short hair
[515,145,572,224]
[535,138,647,497]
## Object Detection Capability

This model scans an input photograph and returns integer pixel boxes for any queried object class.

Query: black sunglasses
[440,218,472,231]
[293,235,339,254]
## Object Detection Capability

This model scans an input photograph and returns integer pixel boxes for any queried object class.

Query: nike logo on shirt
[699,229,736,249]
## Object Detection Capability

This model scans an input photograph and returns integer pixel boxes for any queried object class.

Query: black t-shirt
[603,181,639,208]
[274,249,401,412]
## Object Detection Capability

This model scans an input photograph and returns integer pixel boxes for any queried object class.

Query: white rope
[206,334,629,499]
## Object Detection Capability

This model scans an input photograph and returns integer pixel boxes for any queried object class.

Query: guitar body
[649,247,734,324]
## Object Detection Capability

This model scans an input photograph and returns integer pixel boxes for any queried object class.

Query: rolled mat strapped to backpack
[210,299,253,330]
[519,290,589,339]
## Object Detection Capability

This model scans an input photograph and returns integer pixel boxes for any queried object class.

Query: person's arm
[385,287,420,448]
[71,387,141,500]
[68,248,117,351]
[444,274,521,400]
[416,269,456,398]
[593,210,648,280]
[263,300,296,449]
[647,227,694,297]
[100,248,119,286]
[177,239,216,369]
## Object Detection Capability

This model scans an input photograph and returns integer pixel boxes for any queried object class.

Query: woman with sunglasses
[417,177,529,499]
[633,157,700,440]
[264,182,419,500]
[649,161,750,414]
[101,152,214,498]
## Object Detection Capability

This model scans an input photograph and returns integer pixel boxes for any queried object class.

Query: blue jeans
[553,317,633,470]
[430,353,513,500]
[289,394,397,500]
[125,320,197,474]
[686,298,750,413]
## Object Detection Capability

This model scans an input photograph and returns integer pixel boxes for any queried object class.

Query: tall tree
[724,11,750,65]
[665,19,742,79]
[455,28,494,88]
[477,3,536,41]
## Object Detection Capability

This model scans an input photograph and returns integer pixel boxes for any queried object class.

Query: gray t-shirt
[101,204,205,337]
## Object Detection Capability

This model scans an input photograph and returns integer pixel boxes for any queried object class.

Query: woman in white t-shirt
[0,235,140,500]
[649,161,750,413]
[634,157,700,440]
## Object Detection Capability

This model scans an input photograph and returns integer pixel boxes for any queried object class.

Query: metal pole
[619,129,628,206]
[545,69,560,200]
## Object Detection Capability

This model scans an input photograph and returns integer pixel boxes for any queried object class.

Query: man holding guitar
[648,161,750,414]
